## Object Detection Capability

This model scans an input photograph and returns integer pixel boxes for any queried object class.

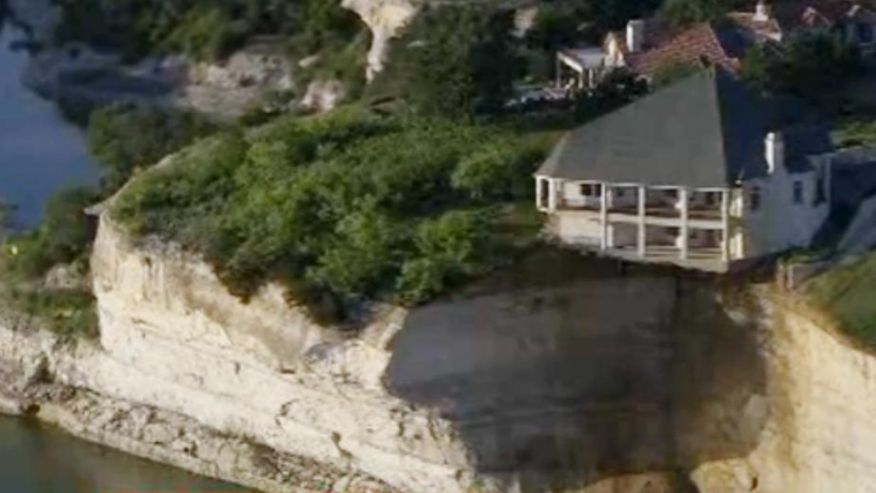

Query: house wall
[553,212,602,246]
[560,181,601,208]
[740,157,831,258]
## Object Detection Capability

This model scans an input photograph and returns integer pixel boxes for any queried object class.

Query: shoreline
[0,322,397,493]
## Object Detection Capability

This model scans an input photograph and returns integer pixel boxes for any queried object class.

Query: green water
[0,416,248,493]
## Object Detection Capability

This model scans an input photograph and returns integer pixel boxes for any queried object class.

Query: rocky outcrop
[341,0,419,80]
[0,324,397,493]
[299,79,346,113]
[5,210,876,492]
[180,41,295,120]
[22,44,293,122]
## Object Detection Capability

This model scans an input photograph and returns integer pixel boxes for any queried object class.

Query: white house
[535,69,834,272]
[733,0,876,53]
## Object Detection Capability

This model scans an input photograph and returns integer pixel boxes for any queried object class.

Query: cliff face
[691,301,876,493]
[3,213,876,493]
[341,0,419,80]
[83,214,471,492]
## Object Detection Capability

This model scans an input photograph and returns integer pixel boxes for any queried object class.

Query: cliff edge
[2,212,876,492]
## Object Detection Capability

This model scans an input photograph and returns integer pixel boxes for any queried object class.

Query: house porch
[537,177,738,271]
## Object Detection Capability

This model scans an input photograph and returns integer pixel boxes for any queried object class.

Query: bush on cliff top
[88,103,215,192]
[112,108,553,320]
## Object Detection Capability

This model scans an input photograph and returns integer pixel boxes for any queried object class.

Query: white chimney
[765,132,784,174]
[754,0,771,21]
[627,20,645,53]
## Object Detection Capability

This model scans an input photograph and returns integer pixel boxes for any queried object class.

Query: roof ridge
[712,70,735,184]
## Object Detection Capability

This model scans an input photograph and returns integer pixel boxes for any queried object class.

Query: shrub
[659,0,730,27]
[397,209,497,304]
[741,31,862,101]
[374,5,518,119]
[308,202,405,296]
[112,110,553,319]
[159,4,245,61]
[6,187,98,280]
[451,141,546,201]
[87,103,214,192]
[6,288,98,340]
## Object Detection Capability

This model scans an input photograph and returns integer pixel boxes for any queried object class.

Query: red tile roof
[626,23,748,76]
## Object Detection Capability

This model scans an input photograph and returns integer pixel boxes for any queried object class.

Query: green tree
[8,187,98,279]
[451,141,545,201]
[308,202,402,296]
[740,43,775,91]
[575,69,649,122]
[378,5,518,119]
[780,31,862,100]
[660,0,730,27]
[397,209,496,304]
[87,103,213,192]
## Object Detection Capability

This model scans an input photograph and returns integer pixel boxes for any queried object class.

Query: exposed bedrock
[386,252,767,492]
[4,211,876,492]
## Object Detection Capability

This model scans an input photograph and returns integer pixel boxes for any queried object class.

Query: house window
[749,186,761,211]
[616,189,625,198]
[580,183,603,197]
[793,181,804,204]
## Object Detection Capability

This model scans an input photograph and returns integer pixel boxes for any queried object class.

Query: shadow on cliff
[384,249,768,492]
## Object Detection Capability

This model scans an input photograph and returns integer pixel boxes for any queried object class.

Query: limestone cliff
[341,0,419,80]
[3,212,876,492]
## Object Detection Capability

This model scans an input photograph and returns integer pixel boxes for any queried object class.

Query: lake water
[0,23,99,229]
[0,416,247,493]
[0,17,247,493]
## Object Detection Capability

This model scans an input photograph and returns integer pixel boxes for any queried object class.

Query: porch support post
[600,183,609,251]
[679,187,689,260]
[721,189,731,263]
[637,185,646,257]
[547,179,558,211]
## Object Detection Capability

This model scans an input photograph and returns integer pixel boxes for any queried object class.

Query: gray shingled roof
[537,69,772,187]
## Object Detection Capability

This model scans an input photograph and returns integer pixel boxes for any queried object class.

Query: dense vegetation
[833,118,876,148]
[55,0,362,62]
[111,108,552,320]
[659,0,732,26]
[88,104,216,191]
[741,31,862,102]
[0,188,99,340]
[373,6,518,119]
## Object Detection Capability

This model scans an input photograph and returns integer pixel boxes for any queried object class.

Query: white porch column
[721,189,731,263]
[547,179,558,211]
[679,188,689,260]
[637,185,646,257]
[600,183,609,251]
